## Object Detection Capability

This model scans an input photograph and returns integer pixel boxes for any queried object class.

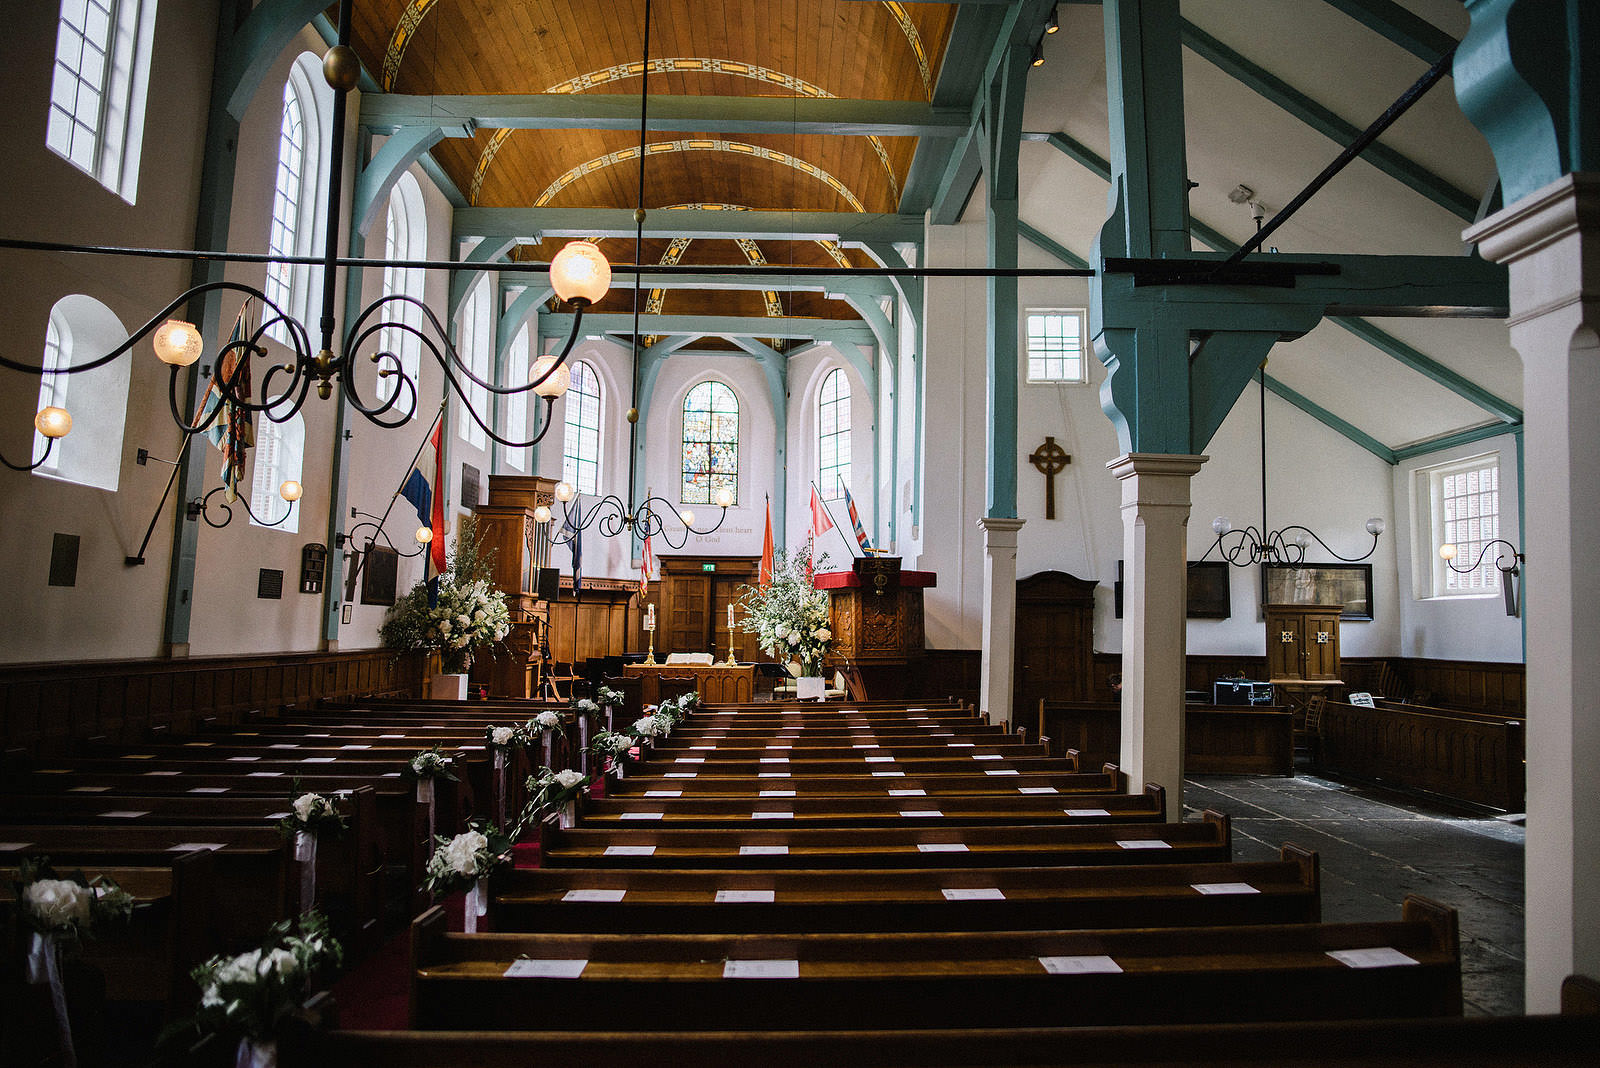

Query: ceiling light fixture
[1045,5,1060,34]
[1199,369,1384,568]
[540,0,730,550]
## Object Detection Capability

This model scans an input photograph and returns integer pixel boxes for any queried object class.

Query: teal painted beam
[539,313,880,345]
[326,220,368,642]
[448,237,518,320]
[496,285,552,365]
[222,0,327,119]
[353,126,447,236]
[1329,315,1522,422]
[516,271,899,299]
[1181,19,1480,221]
[1019,220,1090,268]
[1188,332,1284,453]
[1106,1,1194,260]
[360,93,968,137]
[931,127,984,225]
[983,41,1030,519]
[1319,0,1458,63]
[452,208,921,246]
[1263,374,1398,464]
[756,350,789,552]
[630,335,701,549]
[1391,419,1524,462]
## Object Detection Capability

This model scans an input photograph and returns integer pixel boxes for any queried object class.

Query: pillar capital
[976,516,1026,543]
[1107,452,1209,483]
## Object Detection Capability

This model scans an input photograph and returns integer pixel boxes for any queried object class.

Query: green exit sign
[702,563,717,572]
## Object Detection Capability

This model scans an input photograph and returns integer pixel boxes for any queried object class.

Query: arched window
[261,57,327,346]
[455,278,491,450]
[250,413,305,534]
[32,294,130,491]
[501,326,529,471]
[47,0,157,202]
[818,367,851,501]
[562,360,602,495]
[681,380,738,505]
[262,76,306,344]
[378,174,426,412]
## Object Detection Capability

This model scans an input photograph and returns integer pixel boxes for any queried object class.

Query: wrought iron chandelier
[1438,539,1524,616]
[1198,369,1385,568]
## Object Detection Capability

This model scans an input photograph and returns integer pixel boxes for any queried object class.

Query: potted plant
[380,518,511,700]
[736,547,833,698]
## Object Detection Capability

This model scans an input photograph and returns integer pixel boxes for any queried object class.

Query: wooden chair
[544,661,582,701]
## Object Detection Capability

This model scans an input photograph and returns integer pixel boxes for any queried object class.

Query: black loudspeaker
[536,567,561,602]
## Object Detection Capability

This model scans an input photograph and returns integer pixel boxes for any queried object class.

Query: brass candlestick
[644,625,657,665]
[721,623,738,666]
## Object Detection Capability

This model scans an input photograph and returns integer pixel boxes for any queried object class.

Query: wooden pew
[576,790,1164,827]
[407,895,1461,1030]
[1037,700,1295,776]
[538,811,1232,869]
[1318,700,1525,810]
[489,844,1320,933]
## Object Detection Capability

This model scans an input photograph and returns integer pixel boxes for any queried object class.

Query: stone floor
[1183,772,1525,1016]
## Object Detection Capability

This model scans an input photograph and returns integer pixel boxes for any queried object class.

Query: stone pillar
[1108,453,1206,821]
[1466,173,1600,1012]
[977,517,1026,727]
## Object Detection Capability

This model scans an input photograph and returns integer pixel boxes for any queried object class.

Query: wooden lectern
[813,558,934,698]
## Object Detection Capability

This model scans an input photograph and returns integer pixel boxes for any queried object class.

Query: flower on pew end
[522,766,591,822]
[589,730,634,763]
[531,710,564,735]
[572,699,599,716]
[277,790,348,840]
[632,716,662,738]
[14,856,134,939]
[423,821,514,897]
[167,910,343,1047]
[595,686,625,710]
[405,745,459,782]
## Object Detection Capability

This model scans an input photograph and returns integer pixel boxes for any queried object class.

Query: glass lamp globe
[1366,517,1386,536]
[34,406,72,438]
[279,480,303,503]
[555,481,576,503]
[1294,531,1312,549]
[679,509,695,527]
[533,505,552,524]
[714,487,734,509]
[153,320,203,366]
[415,526,433,544]
[1438,543,1458,561]
[1212,516,1232,536]
[530,354,571,398]
[549,240,611,305]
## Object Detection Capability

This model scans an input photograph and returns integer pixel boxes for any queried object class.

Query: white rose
[22,879,91,929]
[536,711,559,729]
[457,615,470,627]
[787,632,801,645]
[438,620,452,635]
[555,769,585,789]
[494,626,508,641]
[260,947,298,979]
[221,949,261,986]
[773,624,788,639]
[491,727,514,745]
[814,628,831,641]
[633,717,659,737]
[292,793,321,822]
[474,610,485,622]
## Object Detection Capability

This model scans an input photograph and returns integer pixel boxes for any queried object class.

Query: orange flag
[759,495,774,587]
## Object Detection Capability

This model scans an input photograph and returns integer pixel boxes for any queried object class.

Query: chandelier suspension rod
[626,0,654,515]
[1259,366,1267,539]
[318,0,353,356]
[0,236,1095,280]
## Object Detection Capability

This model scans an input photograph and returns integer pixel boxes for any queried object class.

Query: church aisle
[1183,773,1524,1016]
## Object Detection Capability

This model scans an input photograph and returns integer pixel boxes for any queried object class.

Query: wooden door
[1014,572,1097,724]
[659,556,759,658]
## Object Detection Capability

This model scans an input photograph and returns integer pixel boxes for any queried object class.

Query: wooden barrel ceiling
[347,1,959,334]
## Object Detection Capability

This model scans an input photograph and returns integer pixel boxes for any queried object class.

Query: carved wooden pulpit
[813,558,935,698]
[470,475,558,697]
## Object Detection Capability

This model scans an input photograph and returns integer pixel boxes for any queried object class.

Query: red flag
[759,496,774,587]
[808,485,835,541]
[399,417,446,581]
[638,533,654,601]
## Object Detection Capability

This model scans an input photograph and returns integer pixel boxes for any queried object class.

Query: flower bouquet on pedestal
[380,518,511,695]
[523,767,590,829]
[737,547,833,693]
[276,791,348,915]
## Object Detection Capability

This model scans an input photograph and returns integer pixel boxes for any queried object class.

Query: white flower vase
[235,1038,277,1068]
[796,676,826,701]
[559,799,576,830]
[430,673,469,700]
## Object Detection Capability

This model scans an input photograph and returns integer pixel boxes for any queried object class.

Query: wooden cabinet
[1265,603,1342,682]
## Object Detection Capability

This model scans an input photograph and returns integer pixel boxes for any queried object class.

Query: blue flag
[564,499,583,603]
[841,480,873,553]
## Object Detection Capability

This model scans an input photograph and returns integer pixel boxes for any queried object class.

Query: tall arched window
[681,380,738,505]
[263,75,307,344]
[378,174,426,412]
[501,326,529,471]
[455,278,490,450]
[250,413,305,534]
[47,0,157,202]
[562,360,602,495]
[32,294,130,491]
[818,367,851,501]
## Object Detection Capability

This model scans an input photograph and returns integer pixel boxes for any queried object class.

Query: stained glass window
[681,380,738,505]
[562,360,602,494]
[818,368,851,501]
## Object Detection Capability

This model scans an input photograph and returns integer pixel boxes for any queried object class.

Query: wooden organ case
[470,475,558,698]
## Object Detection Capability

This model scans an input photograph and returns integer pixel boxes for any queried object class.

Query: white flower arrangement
[631,715,662,739]
[573,698,599,715]
[380,519,512,674]
[277,792,347,839]
[589,730,634,759]
[423,822,513,897]
[522,765,590,822]
[485,722,532,751]
[737,547,833,676]
[175,911,342,1044]
[595,685,625,711]
[528,710,563,736]
[405,745,458,782]
[14,857,133,939]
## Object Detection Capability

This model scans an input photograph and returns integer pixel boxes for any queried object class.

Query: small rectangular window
[1416,452,1501,599]
[1025,309,1087,384]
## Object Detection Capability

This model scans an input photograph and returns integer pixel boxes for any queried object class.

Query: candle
[645,604,655,630]
[727,603,735,629]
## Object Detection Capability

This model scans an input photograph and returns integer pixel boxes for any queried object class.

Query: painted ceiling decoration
[379,0,439,93]
[880,1,933,99]
[467,57,902,208]
[534,139,867,212]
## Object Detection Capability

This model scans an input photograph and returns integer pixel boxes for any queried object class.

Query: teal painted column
[982,43,1029,520]
[759,351,789,552]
